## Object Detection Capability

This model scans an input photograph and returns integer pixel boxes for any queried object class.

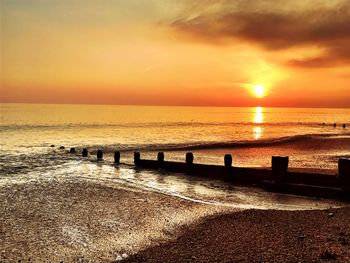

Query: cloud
[170,0,350,68]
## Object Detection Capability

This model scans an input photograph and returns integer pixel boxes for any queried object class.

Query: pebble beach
[1,172,349,262]
[124,207,350,263]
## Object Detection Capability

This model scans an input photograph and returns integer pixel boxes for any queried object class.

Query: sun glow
[253,85,265,98]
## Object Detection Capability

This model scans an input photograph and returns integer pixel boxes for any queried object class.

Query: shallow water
[0,150,346,211]
[1,104,349,207]
[1,104,349,168]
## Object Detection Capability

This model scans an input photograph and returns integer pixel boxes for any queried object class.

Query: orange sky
[1,0,350,107]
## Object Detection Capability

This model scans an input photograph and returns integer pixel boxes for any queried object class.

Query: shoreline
[123,207,350,263]
[1,163,349,262]
[0,176,227,262]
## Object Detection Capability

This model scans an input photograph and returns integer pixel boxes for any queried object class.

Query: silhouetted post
[322,123,325,126]
[97,150,103,160]
[157,152,164,163]
[82,148,88,157]
[114,151,120,164]
[334,123,336,128]
[134,152,141,165]
[272,156,289,182]
[185,152,194,175]
[224,154,233,167]
[186,152,194,165]
[70,147,76,154]
[338,159,350,192]
[343,124,346,129]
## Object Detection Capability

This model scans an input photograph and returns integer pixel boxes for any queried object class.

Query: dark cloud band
[170,0,350,68]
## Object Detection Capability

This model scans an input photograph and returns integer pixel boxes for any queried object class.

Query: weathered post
[134,152,141,165]
[338,158,350,192]
[272,156,289,182]
[70,147,76,153]
[224,154,233,167]
[157,152,164,163]
[82,148,88,157]
[114,151,120,164]
[186,152,194,165]
[185,152,194,175]
[97,150,103,160]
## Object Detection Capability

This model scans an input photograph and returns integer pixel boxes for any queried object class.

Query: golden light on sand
[253,85,265,98]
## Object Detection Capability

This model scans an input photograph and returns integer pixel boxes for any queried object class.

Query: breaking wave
[69,132,350,152]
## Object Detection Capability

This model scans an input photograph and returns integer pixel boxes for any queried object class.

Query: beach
[1,170,349,262]
[0,174,227,262]
[124,208,350,263]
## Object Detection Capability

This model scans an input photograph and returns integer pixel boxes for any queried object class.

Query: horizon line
[1,101,350,109]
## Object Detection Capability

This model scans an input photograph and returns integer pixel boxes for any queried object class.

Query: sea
[1,103,349,207]
[1,103,350,167]
[1,103,350,261]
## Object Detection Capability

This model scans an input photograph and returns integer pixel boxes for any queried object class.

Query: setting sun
[253,85,265,98]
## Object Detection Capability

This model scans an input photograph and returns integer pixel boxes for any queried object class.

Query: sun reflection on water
[253,126,263,139]
[254,107,264,124]
[253,107,264,139]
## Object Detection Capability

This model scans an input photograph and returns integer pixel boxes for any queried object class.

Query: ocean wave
[73,132,350,152]
[1,132,349,176]
[145,133,350,151]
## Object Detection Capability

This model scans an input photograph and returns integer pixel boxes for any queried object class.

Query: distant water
[1,103,349,209]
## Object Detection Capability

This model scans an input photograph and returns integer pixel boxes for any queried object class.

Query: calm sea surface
[1,103,349,209]
[1,103,349,166]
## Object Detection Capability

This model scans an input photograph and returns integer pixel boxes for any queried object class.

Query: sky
[1,0,350,107]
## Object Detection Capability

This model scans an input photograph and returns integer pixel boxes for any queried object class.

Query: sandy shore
[1,173,349,262]
[123,207,350,263]
[0,177,220,262]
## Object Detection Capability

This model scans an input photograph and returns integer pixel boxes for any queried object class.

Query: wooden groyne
[73,148,350,200]
[130,152,349,200]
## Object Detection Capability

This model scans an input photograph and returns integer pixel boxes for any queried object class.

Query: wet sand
[0,177,224,262]
[123,207,350,263]
[1,171,349,262]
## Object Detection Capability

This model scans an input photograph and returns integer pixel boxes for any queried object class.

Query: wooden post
[134,152,141,165]
[338,158,350,192]
[97,150,103,160]
[272,156,289,182]
[114,151,120,164]
[70,147,76,154]
[82,148,88,157]
[224,154,233,167]
[157,152,164,163]
[186,152,194,165]
[185,152,194,175]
